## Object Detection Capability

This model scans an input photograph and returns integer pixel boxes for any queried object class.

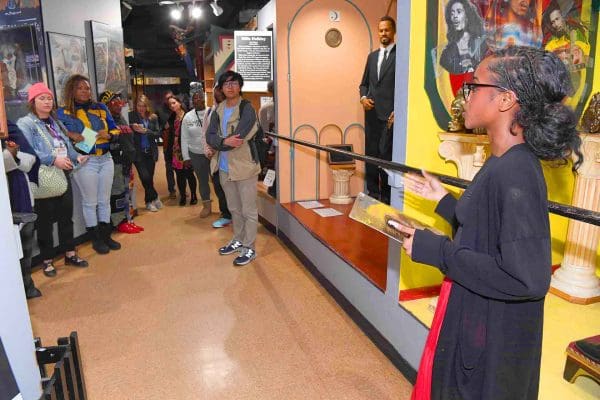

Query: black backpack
[239,99,269,168]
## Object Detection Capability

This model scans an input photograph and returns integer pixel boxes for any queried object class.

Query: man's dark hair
[217,71,244,89]
[380,16,396,32]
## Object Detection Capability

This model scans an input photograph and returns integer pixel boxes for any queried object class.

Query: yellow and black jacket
[57,102,120,156]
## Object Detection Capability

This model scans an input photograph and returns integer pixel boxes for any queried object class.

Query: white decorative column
[550,134,600,304]
[329,166,355,205]
[425,133,491,311]
[437,132,490,180]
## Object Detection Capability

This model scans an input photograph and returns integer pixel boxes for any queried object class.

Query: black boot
[88,226,110,254]
[25,284,42,299]
[100,222,121,250]
[179,193,187,206]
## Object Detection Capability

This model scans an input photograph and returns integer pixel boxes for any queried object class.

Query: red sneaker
[129,222,144,231]
[118,222,140,234]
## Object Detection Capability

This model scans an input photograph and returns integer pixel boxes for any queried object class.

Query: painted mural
[426,0,598,129]
[0,0,46,121]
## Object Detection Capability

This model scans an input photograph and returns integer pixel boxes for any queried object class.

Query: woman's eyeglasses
[222,81,240,88]
[462,82,511,100]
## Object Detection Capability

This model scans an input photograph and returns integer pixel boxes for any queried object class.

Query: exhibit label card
[312,208,343,218]
[297,200,324,209]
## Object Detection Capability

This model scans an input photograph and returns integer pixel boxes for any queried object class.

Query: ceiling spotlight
[210,0,223,17]
[158,1,175,5]
[170,5,183,20]
[190,5,202,19]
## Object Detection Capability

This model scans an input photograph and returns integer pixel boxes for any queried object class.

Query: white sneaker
[146,202,158,212]
[153,199,163,209]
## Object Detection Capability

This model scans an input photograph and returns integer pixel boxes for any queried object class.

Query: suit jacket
[128,111,160,162]
[359,45,396,121]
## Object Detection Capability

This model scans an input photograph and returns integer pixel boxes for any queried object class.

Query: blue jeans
[72,153,115,227]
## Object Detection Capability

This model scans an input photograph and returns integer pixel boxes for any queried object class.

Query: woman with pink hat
[17,82,89,277]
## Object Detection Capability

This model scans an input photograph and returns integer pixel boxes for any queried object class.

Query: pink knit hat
[28,82,54,102]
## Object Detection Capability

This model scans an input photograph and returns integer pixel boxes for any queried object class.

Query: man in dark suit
[359,15,396,204]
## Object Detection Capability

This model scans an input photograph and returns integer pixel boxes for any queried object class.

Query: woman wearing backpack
[206,71,260,266]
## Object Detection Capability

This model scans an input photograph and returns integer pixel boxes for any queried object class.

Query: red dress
[411,278,453,400]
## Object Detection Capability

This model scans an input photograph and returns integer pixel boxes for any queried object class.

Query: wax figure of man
[359,15,396,204]
[100,91,142,234]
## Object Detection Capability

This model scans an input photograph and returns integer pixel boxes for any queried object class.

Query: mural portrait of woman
[440,0,488,74]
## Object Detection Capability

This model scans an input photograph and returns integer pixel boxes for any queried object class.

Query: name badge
[54,139,68,158]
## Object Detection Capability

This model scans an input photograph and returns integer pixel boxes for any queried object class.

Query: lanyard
[45,120,63,141]
[194,110,203,127]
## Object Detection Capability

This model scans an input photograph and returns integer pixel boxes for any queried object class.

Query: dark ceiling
[121,0,270,77]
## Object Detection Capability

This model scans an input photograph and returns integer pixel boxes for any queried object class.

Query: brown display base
[549,287,600,305]
[282,201,387,291]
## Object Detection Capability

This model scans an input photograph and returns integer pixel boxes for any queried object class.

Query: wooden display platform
[281,200,388,291]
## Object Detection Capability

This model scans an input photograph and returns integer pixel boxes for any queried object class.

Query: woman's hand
[54,156,73,170]
[205,145,215,159]
[96,130,111,140]
[387,220,416,258]
[223,134,244,148]
[131,123,146,134]
[403,169,448,202]
[68,131,84,143]
[76,155,89,165]
[6,141,19,159]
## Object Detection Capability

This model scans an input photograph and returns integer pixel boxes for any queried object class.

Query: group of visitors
[3,70,266,299]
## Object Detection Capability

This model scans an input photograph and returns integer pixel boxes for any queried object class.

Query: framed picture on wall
[88,20,127,98]
[0,24,45,121]
[47,32,88,104]
[0,75,7,139]
[425,0,598,129]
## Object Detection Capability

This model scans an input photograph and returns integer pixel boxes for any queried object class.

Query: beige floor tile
[27,155,411,399]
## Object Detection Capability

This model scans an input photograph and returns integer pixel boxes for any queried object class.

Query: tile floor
[27,162,412,399]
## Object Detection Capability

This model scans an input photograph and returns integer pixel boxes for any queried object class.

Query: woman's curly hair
[487,46,583,171]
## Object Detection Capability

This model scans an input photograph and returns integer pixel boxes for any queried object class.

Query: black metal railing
[266,132,600,227]
[35,332,87,400]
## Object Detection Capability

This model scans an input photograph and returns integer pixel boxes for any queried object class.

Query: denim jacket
[17,113,79,167]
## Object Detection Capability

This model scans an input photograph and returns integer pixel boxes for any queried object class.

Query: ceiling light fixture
[170,5,183,19]
[190,3,202,19]
[158,1,175,5]
[210,0,223,17]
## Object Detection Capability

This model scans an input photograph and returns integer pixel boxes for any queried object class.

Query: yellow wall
[399,4,600,291]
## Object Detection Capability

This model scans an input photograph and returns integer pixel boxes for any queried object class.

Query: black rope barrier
[266,131,600,227]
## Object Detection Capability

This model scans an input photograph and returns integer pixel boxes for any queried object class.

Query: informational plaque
[234,31,273,92]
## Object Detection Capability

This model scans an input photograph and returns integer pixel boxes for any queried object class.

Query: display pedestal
[329,165,355,205]
[550,134,600,305]
[438,132,489,179]
[426,132,491,311]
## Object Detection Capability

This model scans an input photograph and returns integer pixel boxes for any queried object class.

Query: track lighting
[170,5,183,20]
[210,0,223,17]
[190,4,202,19]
